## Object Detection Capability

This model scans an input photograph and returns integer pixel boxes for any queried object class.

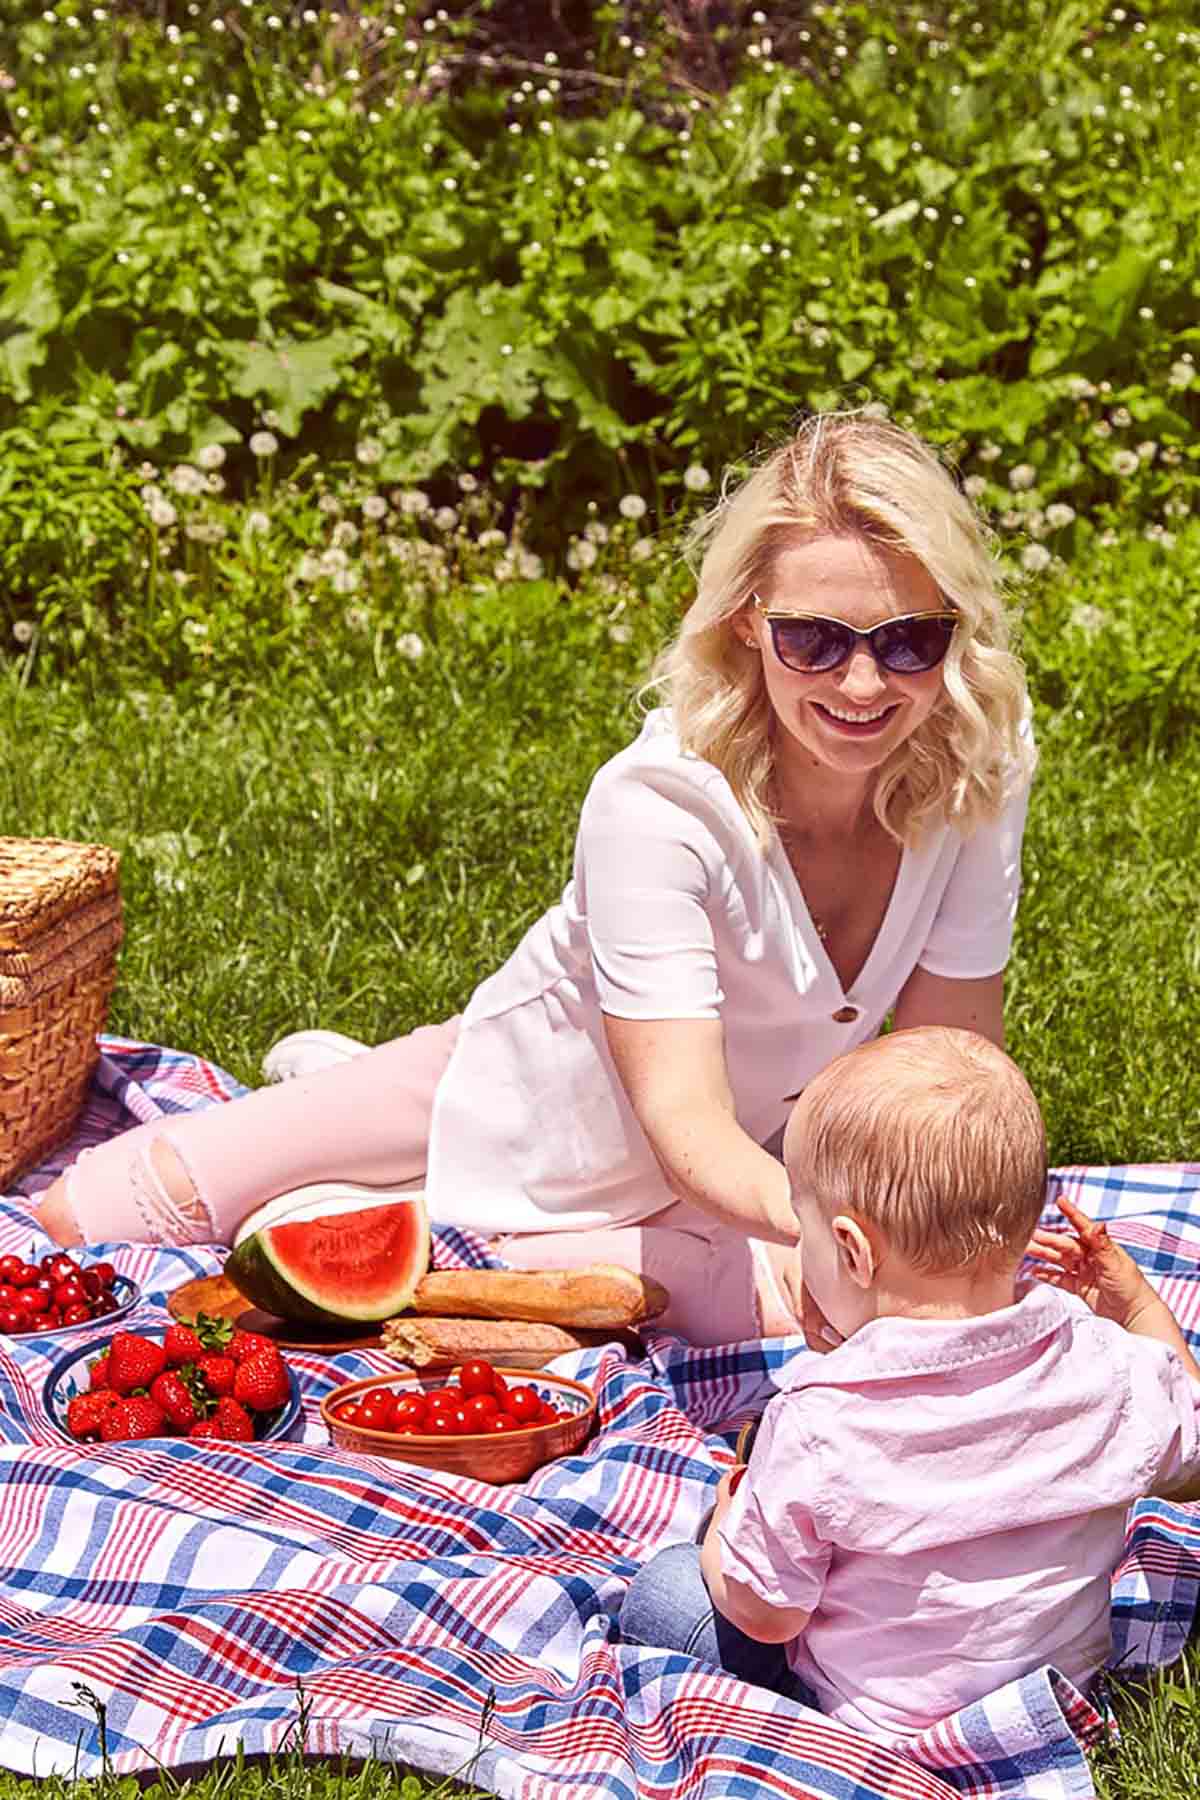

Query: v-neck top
[425,708,1033,1233]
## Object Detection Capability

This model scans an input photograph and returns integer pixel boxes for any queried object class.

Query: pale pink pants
[56,1018,798,1345]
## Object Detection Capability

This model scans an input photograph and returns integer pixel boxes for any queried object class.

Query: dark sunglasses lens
[770,617,852,672]
[874,615,956,673]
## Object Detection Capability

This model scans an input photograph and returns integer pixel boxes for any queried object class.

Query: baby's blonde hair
[648,410,1034,846]
[785,1027,1047,1273]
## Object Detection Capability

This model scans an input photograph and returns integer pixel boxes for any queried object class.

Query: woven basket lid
[0,838,120,952]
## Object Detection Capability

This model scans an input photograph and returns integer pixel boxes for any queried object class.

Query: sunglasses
[751,596,958,675]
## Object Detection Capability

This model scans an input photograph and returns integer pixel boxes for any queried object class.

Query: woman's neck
[771,752,878,843]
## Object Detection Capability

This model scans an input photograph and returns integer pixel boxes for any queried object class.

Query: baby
[619,1026,1200,1748]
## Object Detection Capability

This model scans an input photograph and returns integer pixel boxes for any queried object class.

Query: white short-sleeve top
[425,708,1033,1233]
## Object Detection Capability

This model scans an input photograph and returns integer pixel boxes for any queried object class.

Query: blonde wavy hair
[647,411,1034,844]
[786,1027,1048,1274]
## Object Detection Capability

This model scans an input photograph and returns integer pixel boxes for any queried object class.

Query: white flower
[249,430,279,457]
[1111,449,1140,477]
[584,522,609,545]
[319,546,349,575]
[296,554,321,583]
[631,536,655,562]
[168,463,206,496]
[608,623,633,644]
[1069,603,1108,637]
[1167,360,1194,389]
[1111,406,1132,428]
[355,437,383,466]
[683,464,712,492]
[518,550,544,580]
[433,506,458,531]
[1020,543,1052,573]
[397,631,425,661]
[1045,503,1076,530]
[12,620,35,646]
[362,494,388,521]
[861,400,889,419]
[245,510,270,535]
[1066,377,1097,400]
[318,493,342,517]
[146,496,178,528]
[1092,419,1112,438]
[457,472,479,493]
[331,520,360,548]
[566,539,599,571]
[977,441,1002,463]
[331,566,359,594]
[345,605,370,634]
[1136,440,1159,462]
[395,489,430,517]
[962,474,987,499]
[1008,464,1037,491]
[619,494,648,521]
[184,520,226,544]
[477,528,505,549]
[196,443,227,470]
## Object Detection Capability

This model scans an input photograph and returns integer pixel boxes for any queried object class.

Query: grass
[2,590,1200,1796]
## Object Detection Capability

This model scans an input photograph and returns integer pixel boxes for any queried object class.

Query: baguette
[381,1315,633,1370]
[408,1264,669,1329]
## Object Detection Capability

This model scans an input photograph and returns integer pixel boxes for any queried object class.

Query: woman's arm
[891,968,1005,1048]
[603,1013,798,1245]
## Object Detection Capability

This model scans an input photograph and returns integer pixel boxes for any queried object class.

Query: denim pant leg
[619,1543,804,1700]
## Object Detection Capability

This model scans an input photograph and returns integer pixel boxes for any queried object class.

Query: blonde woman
[38,413,1035,1346]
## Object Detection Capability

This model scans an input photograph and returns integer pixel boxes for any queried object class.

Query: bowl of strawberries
[44,1318,303,1445]
[0,1249,138,1339]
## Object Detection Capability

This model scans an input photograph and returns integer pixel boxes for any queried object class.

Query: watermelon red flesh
[227,1198,430,1325]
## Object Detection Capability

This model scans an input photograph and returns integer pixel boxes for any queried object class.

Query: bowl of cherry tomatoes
[0,1250,138,1339]
[320,1358,597,1484]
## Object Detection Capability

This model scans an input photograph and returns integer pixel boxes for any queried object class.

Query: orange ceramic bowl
[320,1366,597,1484]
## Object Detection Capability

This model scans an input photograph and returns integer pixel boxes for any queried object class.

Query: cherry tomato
[363,1387,397,1412]
[426,1411,460,1437]
[537,1403,558,1424]
[488,1414,518,1433]
[337,1403,364,1425]
[490,1372,509,1405]
[356,1401,393,1432]
[505,1385,542,1426]
[423,1387,459,1412]
[444,1406,472,1434]
[392,1393,428,1429]
[458,1360,496,1399]
[463,1394,500,1431]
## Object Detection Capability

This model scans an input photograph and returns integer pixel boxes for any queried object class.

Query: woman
[37,413,1034,1345]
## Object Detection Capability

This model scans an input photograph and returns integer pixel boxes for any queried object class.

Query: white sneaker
[261,1029,371,1084]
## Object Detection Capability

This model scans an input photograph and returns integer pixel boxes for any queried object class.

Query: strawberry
[106,1332,167,1396]
[89,1353,112,1391]
[100,1396,167,1442]
[209,1397,255,1441]
[187,1418,222,1440]
[228,1329,275,1366]
[232,1348,290,1412]
[162,1322,204,1366]
[197,1353,235,1398]
[66,1390,120,1441]
[149,1370,201,1431]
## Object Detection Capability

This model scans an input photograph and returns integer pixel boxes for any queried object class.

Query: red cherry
[0,1307,25,1333]
[488,1414,517,1434]
[92,1295,120,1316]
[31,1312,60,1332]
[505,1385,542,1426]
[0,1256,24,1284]
[63,1304,93,1326]
[54,1280,85,1310]
[17,1288,50,1316]
[458,1360,496,1399]
[9,1263,38,1289]
[79,1270,103,1300]
[90,1262,116,1290]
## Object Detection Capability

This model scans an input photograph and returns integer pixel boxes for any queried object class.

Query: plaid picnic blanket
[0,1038,1198,1800]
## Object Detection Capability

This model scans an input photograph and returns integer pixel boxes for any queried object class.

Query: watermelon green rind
[226,1195,430,1325]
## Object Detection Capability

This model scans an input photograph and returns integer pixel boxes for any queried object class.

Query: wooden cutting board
[168,1273,384,1351]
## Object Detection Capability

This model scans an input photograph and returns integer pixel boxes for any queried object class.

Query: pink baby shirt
[716,1284,1200,1747]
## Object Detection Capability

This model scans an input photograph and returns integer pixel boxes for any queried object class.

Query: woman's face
[741,533,948,783]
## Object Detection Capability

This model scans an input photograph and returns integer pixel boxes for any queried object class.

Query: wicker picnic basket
[0,838,123,1189]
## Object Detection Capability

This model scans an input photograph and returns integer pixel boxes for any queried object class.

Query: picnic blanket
[0,1037,1198,1799]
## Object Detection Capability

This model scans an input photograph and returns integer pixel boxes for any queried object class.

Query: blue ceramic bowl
[42,1332,303,1444]
[4,1273,140,1341]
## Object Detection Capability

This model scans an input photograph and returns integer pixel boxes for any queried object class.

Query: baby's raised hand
[1027,1194,1155,1329]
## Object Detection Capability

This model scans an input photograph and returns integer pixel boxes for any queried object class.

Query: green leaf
[220,332,362,435]
[0,242,61,402]
[838,345,875,381]
[871,198,921,233]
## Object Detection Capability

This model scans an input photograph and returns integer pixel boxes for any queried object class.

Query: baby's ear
[832,1215,878,1289]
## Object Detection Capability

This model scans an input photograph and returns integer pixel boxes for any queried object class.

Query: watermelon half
[226,1187,430,1326]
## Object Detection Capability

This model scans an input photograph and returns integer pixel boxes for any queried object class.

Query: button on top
[831,1004,860,1024]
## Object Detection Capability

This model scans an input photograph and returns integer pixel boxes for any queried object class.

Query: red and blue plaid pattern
[0,1043,1196,1798]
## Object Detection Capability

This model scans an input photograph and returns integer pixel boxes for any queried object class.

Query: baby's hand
[1027,1194,1156,1329]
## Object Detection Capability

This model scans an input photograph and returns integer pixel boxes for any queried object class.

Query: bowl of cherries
[0,1250,137,1339]
[321,1359,596,1484]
